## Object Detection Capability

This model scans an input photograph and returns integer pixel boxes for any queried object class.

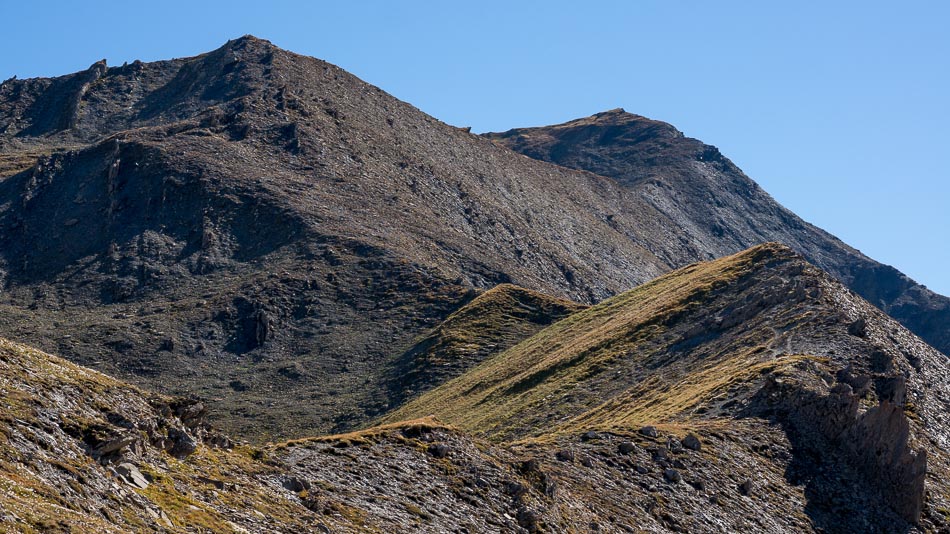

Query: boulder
[427,443,450,458]
[682,434,702,451]
[667,438,684,454]
[639,426,658,438]
[95,434,137,457]
[618,441,636,454]
[168,427,197,458]
[847,317,868,337]
[206,432,234,449]
[516,506,542,533]
[504,481,528,499]
[283,476,310,492]
[738,479,753,496]
[581,431,600,441]
[115,462,149,489]
[663,468,682,483]
[174,401,207,429]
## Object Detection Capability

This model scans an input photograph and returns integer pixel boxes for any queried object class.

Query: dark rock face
[485,110,950,357]
[762,373,927,524]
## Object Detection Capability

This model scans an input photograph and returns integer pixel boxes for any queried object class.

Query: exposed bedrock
[762,371,926,524]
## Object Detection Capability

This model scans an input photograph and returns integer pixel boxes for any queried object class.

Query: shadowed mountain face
[484,110,950,356]
[0,36,675,440]
[0,36,946,445]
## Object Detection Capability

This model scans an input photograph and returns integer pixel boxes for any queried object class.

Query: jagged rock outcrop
[763,373,927,523]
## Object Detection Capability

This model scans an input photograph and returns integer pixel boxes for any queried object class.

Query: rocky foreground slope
[2,244,948,533]
[0,36,946,444]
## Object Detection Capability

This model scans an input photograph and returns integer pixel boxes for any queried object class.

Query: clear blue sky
[2,1,948,294]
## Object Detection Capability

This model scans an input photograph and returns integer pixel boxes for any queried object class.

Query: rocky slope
[3,245,949,533]
[0,336,316,533]
[388,243,950,532]
[485,109,950,356]
[0,37,946,444]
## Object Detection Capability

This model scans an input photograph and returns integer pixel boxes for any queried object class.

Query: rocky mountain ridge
[0,35,945,448]
[388,243,950,531]
[485,109,950,357]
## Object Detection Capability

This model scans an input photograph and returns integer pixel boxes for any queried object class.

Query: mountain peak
[231,34,269,44]
[223,34,277,53]
[592,107,628,117]
[564,108,681,133]
[489,107,682,137]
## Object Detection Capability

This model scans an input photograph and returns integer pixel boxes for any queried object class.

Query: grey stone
[516,506,542,533]
[168,428,197,459]
[95,434,137,456]
[504,481,528,499]
[738,479,753,496]
[663,468,681,483]
[847,317,868,337]
[667,437,683,454]
[115,462,149,489]
[682,433,702,451]
[427,443,450,458]
[283,476,310,492]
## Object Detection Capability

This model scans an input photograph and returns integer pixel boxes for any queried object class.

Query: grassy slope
[383,243,819,440]
[386,283,586,404]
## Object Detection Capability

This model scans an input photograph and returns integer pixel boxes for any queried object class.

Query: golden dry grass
[382,243,800,441]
